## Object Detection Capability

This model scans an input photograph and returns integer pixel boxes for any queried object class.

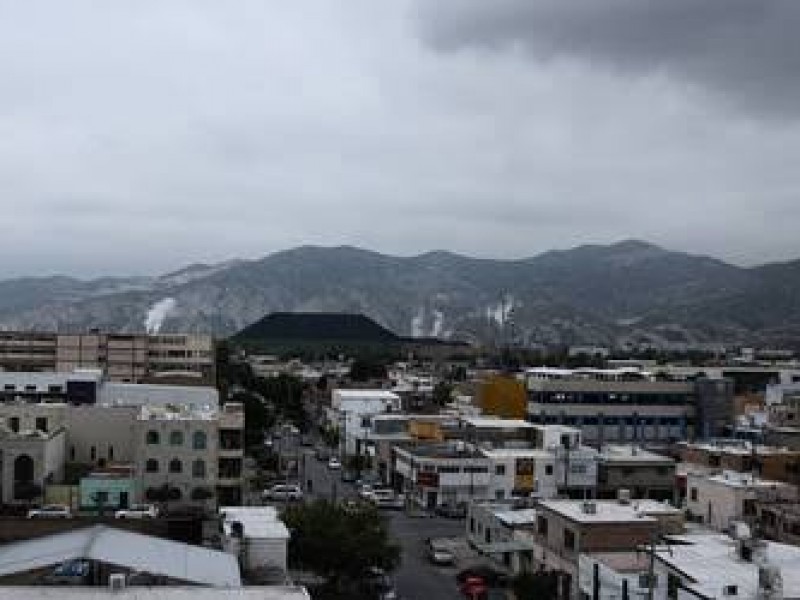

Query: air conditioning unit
[108,573,126,591]
[581,501,597,515]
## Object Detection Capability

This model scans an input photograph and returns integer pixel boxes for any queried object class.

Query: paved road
[298,446,466,600]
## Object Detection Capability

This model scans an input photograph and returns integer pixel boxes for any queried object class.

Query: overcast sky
[2,1,799,277]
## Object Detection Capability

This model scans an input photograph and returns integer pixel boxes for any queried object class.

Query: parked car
[263,484,304,501]
[456,565,510,588]
[368,489,404,510]
[327,456,342,470]
[459,575,488,599]
[435,502,467,519]
[27,504,72,519]
[426,538,456,566]
[42,559,91,585]
[114,504,159,519]
[362,567,400,600]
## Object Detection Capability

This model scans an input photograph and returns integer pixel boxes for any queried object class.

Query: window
[35,417,48,432]
[192,459,206,478]
[146,430,160,445]
[91,446,96,461]
[495,490,505,500]
[170,431,184,446]
[690,487,698,501]
[723,585,738,596]
[537,515,549,536]
[545,464,554,476]
[70,446,75,461]
[564,528,576,551]
[192,431,207,450]
[470,518,475,533]
[438,466,460,474]
[108,446,114,461]
[495,465,506,476]
[169,459,182,474]
[146,459,159,473]
[9,417,19,433]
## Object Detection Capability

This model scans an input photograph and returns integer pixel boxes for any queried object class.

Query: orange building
[478,375,526,419]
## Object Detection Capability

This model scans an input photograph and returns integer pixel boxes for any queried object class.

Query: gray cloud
[417,0,800,117]
[0,1,799,277]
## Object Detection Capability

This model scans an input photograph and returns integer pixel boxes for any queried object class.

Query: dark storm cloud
[417,0,800,117]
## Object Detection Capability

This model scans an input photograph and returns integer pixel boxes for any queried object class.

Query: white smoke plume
[144,297,177,333]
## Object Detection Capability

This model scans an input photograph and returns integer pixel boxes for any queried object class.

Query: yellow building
[478,375,526,419]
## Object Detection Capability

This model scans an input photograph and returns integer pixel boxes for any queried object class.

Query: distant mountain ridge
[1,240,799,348]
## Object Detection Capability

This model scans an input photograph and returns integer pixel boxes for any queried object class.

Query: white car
[327,457,342,470]
[27,504,72,519]
[427,539,456,566]
[263,484,304,501]
[114,504,159,519]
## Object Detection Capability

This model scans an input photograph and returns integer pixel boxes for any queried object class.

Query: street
[294,446,466,600]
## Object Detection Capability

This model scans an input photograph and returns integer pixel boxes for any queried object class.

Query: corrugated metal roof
[0,588,310,599]
[0,526,240,587]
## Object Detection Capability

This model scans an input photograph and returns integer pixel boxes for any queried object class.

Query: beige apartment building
[0,390,243,506]
[0,331,215,385]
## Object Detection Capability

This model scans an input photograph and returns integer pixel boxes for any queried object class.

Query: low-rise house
[220,506,290,578]
[677,440,800,486]
[467,501,537,573]
[653,531,800,600]
[329,389,401,455]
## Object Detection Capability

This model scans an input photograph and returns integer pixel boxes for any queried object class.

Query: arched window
[192,431,207,450]
[170,431,184,446]
[146,459,159,473]
[146,430,160,445]
[169,458,182,474]
[192,459,206,478]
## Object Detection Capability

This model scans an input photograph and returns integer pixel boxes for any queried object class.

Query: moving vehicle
[327,456,342,470]
[114,504,159,519]
[263,483,304,501]
[426,538,456,566]
[27,504,72,519]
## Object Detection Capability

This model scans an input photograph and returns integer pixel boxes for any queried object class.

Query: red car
[459,575,488,599]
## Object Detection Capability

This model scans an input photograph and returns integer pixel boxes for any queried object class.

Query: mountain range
[1,240,799,349]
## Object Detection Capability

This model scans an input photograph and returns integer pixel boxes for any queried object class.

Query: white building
[220,506,290,575]
[393,442,492,508]
[685,471,797,532]
[480,448,559,500]
[653,531,800,600]
[329,389,401,455]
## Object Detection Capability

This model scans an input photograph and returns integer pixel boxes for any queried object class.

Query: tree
[348,359,387,382]
[282,500,400,593]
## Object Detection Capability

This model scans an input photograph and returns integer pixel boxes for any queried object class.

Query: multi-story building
[596,445,676,501]
[329,389,402,455]
[0,381,242,506]
[0,331,215,385]
[393,443,492,508]
[685,470,797,532]
[524,367,734,443]
[531,499,683,599]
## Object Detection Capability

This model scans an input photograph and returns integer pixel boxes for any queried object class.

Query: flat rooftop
[461,416,534,429]
[538,500,678,524]
[657,532,800,600]
[600,445,675,464]
[396,443,488,460]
